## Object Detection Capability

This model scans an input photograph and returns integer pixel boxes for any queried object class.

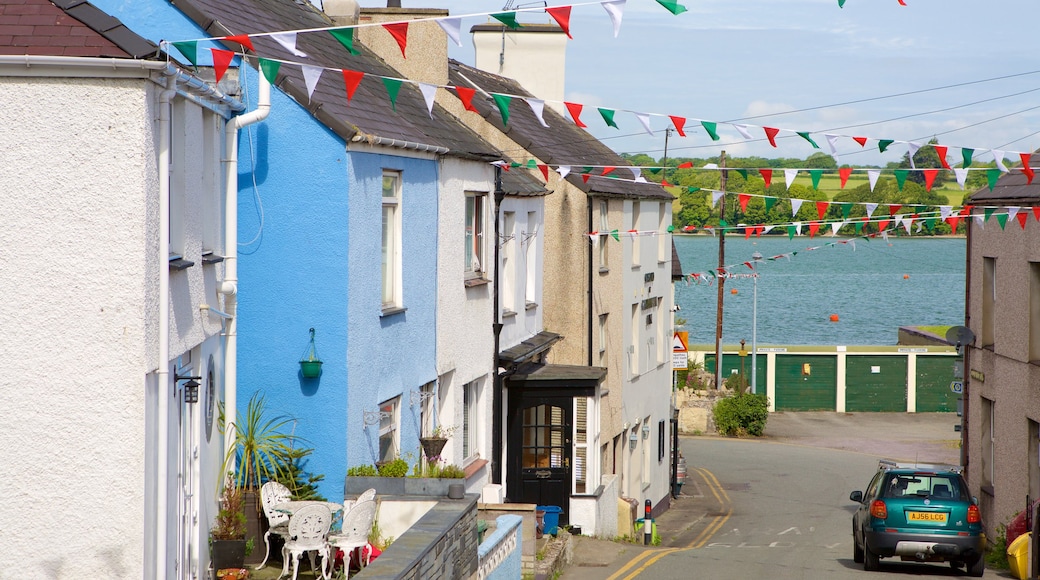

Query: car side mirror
[850,491,863,503]
[972,496,978,505]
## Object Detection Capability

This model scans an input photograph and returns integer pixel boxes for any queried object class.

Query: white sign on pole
[673,351,688,371]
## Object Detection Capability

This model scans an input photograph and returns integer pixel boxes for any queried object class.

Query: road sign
[673,331,688,352]
[673,331,688,370]
[950,380,963,394]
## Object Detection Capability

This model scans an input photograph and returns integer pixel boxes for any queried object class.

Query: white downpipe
[220,72,271,469]
[156,72,179,580]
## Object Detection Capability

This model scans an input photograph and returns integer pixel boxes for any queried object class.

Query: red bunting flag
[946,216,960,233]
[898,0,907,5]
[669,115,687,137]
[934,145,951,169]
[581,174,590,183]
[382,22,409,57]
[211,49,235,83]
[816,201,829,220]
[661,178,673,187]
[601,166,616,176]
[888,204,901,216]
[764,126,780,147]
[760,169,773,189]
[808,221,820,238]
[677,161,693,169]
[1021,153,1035,184]
[923,169,938,191]
[538,164,549,181]
[744,228,752,240]
[546,6,573,38]
[878,219,890,232]
[453,86,478,112]
[221,34,255,51]
[738,193,750,212]
[755,225,764,238]
[1017,212,1029,229]
[1033,206,1040,222]
[853,136,868,147]
[839,167,853,188]
[342,70,364,101]
[565,102,587,128]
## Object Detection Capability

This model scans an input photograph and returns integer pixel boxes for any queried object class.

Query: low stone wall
[676,388,726,435]
[354,495,478,580]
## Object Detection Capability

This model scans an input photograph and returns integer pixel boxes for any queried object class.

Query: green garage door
[846,356,907,412]
[704,354,767,393]
[774,355,837,411]
[915,356,959,412]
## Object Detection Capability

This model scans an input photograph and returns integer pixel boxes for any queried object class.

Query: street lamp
[751,251,762,395]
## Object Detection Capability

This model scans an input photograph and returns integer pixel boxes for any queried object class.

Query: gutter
[351,133,449,155]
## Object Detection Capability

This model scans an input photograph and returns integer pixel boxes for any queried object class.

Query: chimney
[471,23,568,114]
[341,6,449,87]
[323,0,360,25]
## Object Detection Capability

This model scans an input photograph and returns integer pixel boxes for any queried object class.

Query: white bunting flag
[993,149,1009,172]
[704,227,715,237]
[437,17,463,47]
[867,170,880,192]
[825,133,840,163]
[630,167,645,182]
[762,225,775,235]
[272,32,307,57]
[526,99,550,128]
[1007,206,1021,221]
[865,203,878,218]
[898,215,912,235]
[847,239,856,251]
[557,165,571,178]
[711,190,724,207]
[601,0,626,38]
[974,211,985,228]
[784,169,798,189]
[301,65,323,100]
[790,197,804,217]
[733,124,754,140]
[418,83,437,117]
[830,221,844,236]
[940,205,952,221]
[907,142,921,168]
[955,168,969,189]
[635,112,653,136]
[881,230,890,242]
[793,222,803,236]
[589,233,599,247]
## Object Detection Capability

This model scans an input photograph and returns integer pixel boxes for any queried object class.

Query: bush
[347,464,378,477]
[713,393,769,437]
[377,458,410,477]
[984,522,1009,569]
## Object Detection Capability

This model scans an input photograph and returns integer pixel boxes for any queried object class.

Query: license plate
[907,511,947,522]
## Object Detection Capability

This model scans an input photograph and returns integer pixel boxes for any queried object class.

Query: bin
[537,505,563,535]
[1007,531,1030,580]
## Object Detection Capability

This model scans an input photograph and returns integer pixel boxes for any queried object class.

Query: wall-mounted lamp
[174,372,201,404]
[642,423,651,439]
[629,430,639,449]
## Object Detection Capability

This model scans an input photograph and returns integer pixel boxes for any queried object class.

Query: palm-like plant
[220,392,301,491]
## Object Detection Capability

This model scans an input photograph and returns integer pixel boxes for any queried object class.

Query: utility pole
[714,151,727,390]
[662,127,672,174]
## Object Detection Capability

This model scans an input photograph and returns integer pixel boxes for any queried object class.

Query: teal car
[850,460,986,576]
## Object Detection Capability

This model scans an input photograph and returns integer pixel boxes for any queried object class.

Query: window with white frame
[642,418,651,487]
[598,199,609,270]
[525,211,537,308]
[574,397,588,493]
[658,202,668,262]
[631,201,641,267]
[382,171,402,310]
[465,192,487,279]
[982,256,995,347]
[419,381,435,438]
[503,211,516,315]
[378,396,400,463]
[630,303,639,376]
[463,379,480,460]
[598,314,608,357]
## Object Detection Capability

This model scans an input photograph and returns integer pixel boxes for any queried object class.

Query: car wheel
[863,543,880,572]
[967,556,985,577]
[853,536,864,564]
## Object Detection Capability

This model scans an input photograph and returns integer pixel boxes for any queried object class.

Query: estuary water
[673,235,966,346]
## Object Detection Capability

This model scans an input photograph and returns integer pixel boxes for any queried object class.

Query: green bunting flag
[962,148,975,168]
[736,169,748,180]
[648,167,661,175]
[838,0,846,6]
[894,169,908,191]
[787,225,796,239]
[719,219,728,228]
[491,12,521,29]
[611,229,619,241]
[598,108,619,129]
[797,132,820,149]
[687,187,700,193]
[492,93,511,125]
[841,203,852,219]
[764,197,777,213]
[996,213,1008,229]
[986,168,1001,191]
[984,207,996,222]
[329,28,361,55]
[701,121,720,141]
[382,78,403,111]
[258,58,281,84]
[526,159,537,168]
[854,219,863,234]
[924,217,936,232]
[171,41,198,66]
[878,139,894,153]
[655,0,688,15]
[809,169,823,190]
[667,225,675,233]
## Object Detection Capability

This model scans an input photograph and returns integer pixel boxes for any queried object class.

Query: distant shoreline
[673,232,967,240]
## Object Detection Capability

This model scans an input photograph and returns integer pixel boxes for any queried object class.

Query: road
[634,435,993,579]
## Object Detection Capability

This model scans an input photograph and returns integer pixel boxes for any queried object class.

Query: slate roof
[448,59,673,201]
[967,151,1040,205]
[172,0,512,164]
[0,0,157,58]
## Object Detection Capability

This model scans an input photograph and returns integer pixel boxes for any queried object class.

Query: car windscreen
[882,473,966,500]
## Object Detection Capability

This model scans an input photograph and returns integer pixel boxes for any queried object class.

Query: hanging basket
[420,437,448,460]
[299,327,323,378]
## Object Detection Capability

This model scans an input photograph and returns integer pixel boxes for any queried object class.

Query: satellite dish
[945,326,976,354]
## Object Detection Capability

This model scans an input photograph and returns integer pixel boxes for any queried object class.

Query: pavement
[559,411,962,580]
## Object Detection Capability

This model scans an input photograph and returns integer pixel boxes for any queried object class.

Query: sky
[328,0,1040,168]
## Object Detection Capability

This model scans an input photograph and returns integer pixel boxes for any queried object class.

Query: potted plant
[210,479,248,572]
[299,327,323,378]
[419,424,457,462]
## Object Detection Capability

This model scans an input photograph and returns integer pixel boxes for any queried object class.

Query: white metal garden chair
[326,499,377,578]
[280,503,333,580]
[258,481,293,569]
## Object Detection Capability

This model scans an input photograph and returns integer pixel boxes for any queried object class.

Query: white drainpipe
[220,72,271,467]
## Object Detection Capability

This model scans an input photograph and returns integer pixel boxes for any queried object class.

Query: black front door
[507,396,572,521]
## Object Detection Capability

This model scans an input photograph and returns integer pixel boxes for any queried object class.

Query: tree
[805,152,837,170]
[898,139,948,187]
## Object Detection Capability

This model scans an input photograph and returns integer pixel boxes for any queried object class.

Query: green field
[790,174,970,206]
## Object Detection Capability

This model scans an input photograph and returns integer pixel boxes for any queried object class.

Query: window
[382,172,402,310]
[598,200,609,270]
[642,418,650,487]
[463,380,480,460]
[378,396,400,463]
[982,257,995,347]
[598,314,608,356]
[630,304,639,376]
[574,397,588,493]
[465,192,486,279]
[1030,419,1040,503]
[525,211,537,308]
[631,201,641,267]
[1031,262,1040,361]
[419,381,435,438]
[658,202,668,262]
[980,397,994,489]
[657,420,666,462]
[502,211,516,315]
